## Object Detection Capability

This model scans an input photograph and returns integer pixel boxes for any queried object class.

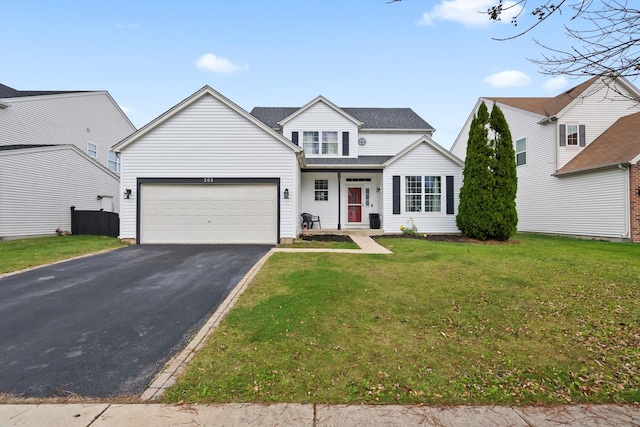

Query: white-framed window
[302,130,340,156]
[405,175,442,213]
[322,131,338,155]
[303,131,319,154]
[107,150,120,173]
[566,124,579,146]
[87,142,97,158]
[424,176,442,212]
[314,179,328,201]
[515,137,526,166]
[405,176,422,212]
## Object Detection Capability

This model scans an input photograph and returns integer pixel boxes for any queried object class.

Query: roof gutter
[553,161,630,177]
[537,115,558,125]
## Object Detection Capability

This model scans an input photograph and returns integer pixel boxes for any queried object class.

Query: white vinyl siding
[557,78,640,169]
[118,94,299,241]
[357,132,432,156]
[384,142,462,234]
[0,92,135,169]
[283,102,357,157]
[0,146,119,239]
[300,172,340,229]
[452,89,635,240]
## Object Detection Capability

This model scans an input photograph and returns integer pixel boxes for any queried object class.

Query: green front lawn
[163,234,640,405]
[0,235,127,275]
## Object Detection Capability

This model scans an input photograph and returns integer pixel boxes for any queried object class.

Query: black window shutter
[292,131,299,146]
[342,132,349,156]
[579,125,586,147]
[446,176,454,215]
[392,176,401,215]
[559,125,566,146]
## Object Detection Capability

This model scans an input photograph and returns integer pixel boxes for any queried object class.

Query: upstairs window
[515,137,526,166]
[302,131,340,155]
[303,131,319,154]
[87,142,97,158]
[566,124,579,146]
[322,131,338,155]
[107,150,120,173]
[560,124,585,147]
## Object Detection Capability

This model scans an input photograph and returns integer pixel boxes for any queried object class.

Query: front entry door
[347,187,362,223]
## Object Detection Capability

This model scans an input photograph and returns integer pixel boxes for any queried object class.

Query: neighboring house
[450,75,640,243]
[113,86,463,244]
[0,84,136,240]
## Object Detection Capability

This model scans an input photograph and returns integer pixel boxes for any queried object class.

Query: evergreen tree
[489,103,518,241]
[456,102,497,240]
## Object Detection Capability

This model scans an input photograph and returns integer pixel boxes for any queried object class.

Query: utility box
[369,213,381,229]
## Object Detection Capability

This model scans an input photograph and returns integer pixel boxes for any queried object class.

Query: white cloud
[543,76,568,91]
[196,53,247,74]
[418,0,522,28]
[119,104,133,115]
[484,70,532,87]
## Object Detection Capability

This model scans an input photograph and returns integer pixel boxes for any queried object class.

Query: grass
[162,233,640,406]
[0,235,127,275]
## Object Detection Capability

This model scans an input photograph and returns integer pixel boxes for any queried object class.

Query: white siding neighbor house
[114,87,463,244]
[450,75,640,243]
[0,84,136,240]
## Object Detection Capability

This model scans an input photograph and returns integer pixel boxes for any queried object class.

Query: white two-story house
[114,86,463,244]
[451,75,640,243]
[0,84,136,240]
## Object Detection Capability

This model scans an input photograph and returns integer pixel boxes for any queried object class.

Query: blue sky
[0,0,580,149]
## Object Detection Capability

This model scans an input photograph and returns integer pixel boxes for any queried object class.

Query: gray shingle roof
[0,83,88,99]
[305,156,393,165]
[250,106,433,130]
[0,144,57,151]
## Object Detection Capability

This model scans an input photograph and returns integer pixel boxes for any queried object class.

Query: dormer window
[303,131,339,155]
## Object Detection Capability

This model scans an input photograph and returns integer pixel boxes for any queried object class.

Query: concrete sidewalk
[1,402,638,426]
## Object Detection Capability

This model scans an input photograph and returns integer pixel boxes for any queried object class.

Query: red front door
[347,187,362,222]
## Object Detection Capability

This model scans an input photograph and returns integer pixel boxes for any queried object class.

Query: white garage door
[140,183,278,244]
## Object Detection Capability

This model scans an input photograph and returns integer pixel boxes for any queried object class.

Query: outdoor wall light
[284,188,290,199]
[376,187,381,192]
[124,188,132,199]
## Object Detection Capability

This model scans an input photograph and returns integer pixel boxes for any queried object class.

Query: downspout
[619,163,631,239]
[337,171,342,230]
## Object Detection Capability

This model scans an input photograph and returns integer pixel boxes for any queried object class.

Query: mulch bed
[301,233,518,244]
[299,234,354,243]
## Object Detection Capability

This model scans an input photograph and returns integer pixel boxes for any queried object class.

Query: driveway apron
[0,244,271,398]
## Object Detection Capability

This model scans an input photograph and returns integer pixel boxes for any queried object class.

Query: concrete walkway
[1,402,638,426]
[274,234,393,254]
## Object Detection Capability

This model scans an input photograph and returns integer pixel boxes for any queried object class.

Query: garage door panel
[141,183,277,244]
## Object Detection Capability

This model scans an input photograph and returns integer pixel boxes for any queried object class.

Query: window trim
[515,137,526,166]
[107,149,120,173]
[87,142,97,158]
[314,179,329,201]
[301,130,343,156]
[404,175,443,213]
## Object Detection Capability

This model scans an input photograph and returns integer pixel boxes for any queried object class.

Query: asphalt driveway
[0,244,271,398]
